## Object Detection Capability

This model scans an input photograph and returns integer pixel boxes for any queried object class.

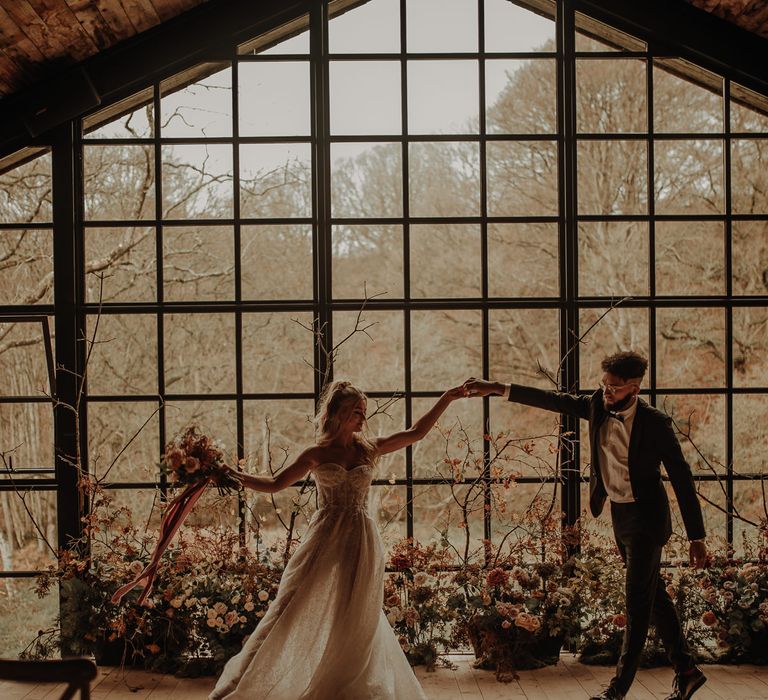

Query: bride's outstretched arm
[373,385,467,455]
[223,448,319,494]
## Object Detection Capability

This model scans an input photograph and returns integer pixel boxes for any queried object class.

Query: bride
[210,380,467,700]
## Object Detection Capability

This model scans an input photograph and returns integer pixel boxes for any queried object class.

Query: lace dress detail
[209,463,427,700]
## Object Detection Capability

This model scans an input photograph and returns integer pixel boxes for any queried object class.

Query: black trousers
[610,502,695,695]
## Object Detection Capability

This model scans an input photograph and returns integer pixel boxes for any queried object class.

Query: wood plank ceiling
[0,0,207,98]
[0,0,766,102]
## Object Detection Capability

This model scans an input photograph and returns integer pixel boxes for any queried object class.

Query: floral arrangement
[26,485,281,675]
[383,539,458,670]
[695,547,768,664]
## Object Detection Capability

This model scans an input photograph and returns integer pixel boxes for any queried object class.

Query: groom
[464,351,708,700]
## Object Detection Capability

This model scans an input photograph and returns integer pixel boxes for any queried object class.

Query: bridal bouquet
[161,426,242,496]
[112,426,241,606]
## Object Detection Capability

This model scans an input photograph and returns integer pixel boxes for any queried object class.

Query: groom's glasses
[600,381,638,395]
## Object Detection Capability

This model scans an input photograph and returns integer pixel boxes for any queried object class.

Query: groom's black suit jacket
[506,384,706,545]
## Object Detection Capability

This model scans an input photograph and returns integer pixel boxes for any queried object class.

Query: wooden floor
[2,654,767,699]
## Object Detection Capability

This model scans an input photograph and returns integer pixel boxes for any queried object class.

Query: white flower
[214,602,228,614]
[258,590,270,602]
[129,561,144,575]
[170,597,183,609]
[256,610,265,618]
[244,601,255,612]
[413,572,429,587]
[206,618,217,628]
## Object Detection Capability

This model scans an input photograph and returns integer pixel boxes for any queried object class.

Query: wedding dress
[210,462,427,700]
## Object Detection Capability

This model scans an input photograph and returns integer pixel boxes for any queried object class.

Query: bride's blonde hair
[315,380,377,463]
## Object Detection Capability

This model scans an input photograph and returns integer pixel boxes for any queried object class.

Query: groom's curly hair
[601,351,648,382]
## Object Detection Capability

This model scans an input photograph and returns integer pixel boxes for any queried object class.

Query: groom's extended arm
[463,378,591,420]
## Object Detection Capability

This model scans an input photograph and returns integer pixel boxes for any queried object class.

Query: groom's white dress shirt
[502,383,637,503]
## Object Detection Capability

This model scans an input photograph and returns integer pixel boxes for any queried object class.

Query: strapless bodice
[312,462,375,510]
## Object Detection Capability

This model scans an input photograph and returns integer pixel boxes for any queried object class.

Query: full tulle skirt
[209,505,426,700]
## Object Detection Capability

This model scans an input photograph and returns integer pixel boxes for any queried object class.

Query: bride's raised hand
[444,384,470,401]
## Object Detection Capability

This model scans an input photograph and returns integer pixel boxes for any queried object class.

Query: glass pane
[243,399,316,472]
[409,142,479,217]
[412,485,484,563]
[163,225,234,301]
[733,481,767,558]
[577,59,646,133]
[667,481,725,545]
[242,312,314,393]
[88,314,157,395]
[653,63,723,133]
[0,229,53,305]
[87,401,160,481]
[730,83,768,133]
[733,395,768,476]
[83,88,154,138]
[489,308,560,388]
[0,402,53,472]
[656,394,726,476]
[85,227,156,303]
[654,140,723,215]
[731,139,768,215]
[486,140,558,215]
[578,307,649,389]
[367,399,406,480]
[332,224,403,299]
[371,484,407,548]
[0,152,52,224]
[0,490,56,570]
[165,400,239,454]
[164,313,235,394]
[240,143,312,219]
[84,145,155,221]
[578,222,648,297]
[655,221,724,296]
[241,224,313,300]
[732,221,768,295]
[330,61,401,135]
[0,323,51,397]
[0,580,58,656]
[160,64,232,138]
[411,397,482,479]
[486,59,557,134]
[162,144,233,219]
[329,0,400,53]
[733,307,768,387]
[331,143,402,218]
[407,60,478,135]
[332,310,404,392]
[406,0,477,53]
[490,484,561,550]
[656,307,725,388]
[489,222,559,298]
[238,62,310,137]
[410,310,481,391]
[485,0,555,52]
[490,401,561,478]
[577,140,647,214]
[410,224,480,298]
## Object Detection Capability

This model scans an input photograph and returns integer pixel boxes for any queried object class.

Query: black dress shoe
[664,665,707,700]
[590,687,624,700]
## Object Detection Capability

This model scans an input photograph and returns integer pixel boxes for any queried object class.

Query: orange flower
[612,614,627,628]
[146,643,161,654]
[701,611,718,627]
[486,568,509,588]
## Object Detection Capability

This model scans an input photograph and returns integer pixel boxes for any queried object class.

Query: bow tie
[607,411,625,422]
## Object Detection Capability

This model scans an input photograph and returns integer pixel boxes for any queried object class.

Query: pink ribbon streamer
[111,477,211,606]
